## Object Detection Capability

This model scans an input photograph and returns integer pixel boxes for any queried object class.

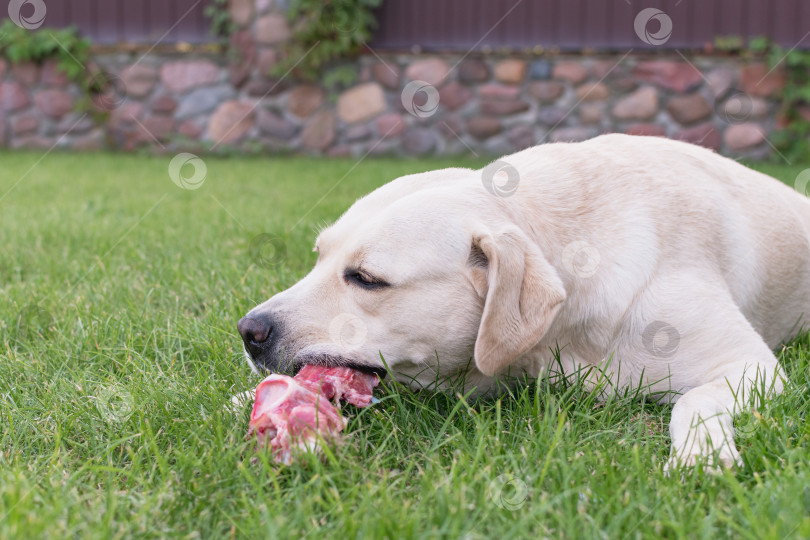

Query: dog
[238,134,810,470]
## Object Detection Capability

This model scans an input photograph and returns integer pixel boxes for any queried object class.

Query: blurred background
[1,0,809,161]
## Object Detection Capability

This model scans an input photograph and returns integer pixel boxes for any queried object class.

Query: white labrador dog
[238,134,809,469]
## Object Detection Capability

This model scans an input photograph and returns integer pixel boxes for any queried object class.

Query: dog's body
[238,134,810,469]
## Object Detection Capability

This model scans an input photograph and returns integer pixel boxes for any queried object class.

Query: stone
[337,82,385,124]
[246,78,288,97]
[537,107,567,126]
[255,15,291,44]
[579,103,604,124]
[230,0,253,26]
[589,60,616,80]
[41,60,69,87]
[11,136,56,150]
[0,82,30,112]
[724,122,765,151]
[575,82,609,101]
[439,82,472,111]
[161,60,219,93]
[301,110,335,150]
[673,122,721,150]
[376,113,405,137]
[439,115,463,138]
[138,116,175,142]
[612,86,658,120]
[402,127,437,155]
[553,62,588,84]
[256,48,278,77]
[494,59,527,84]
[633,61,703,93]
[72,131,105,151]
[666,93,712,125]
[372,63,400,89]
[287,85,324,118]
[466,117,501,140]
[529,60,552,80]
[327,145,351,157]
[739,63,786,98]
[480,99,530,115]
[0,59,6,78]
[706,68,735,99]
[208,101,255,144]
[151,94,177,115]
[121,64,158,98]
[11,62,39,86]
[12,114,38,136]
[345,124,371,142]
[229,29,257,87]
[35,90,74,118]
[528,81,564,103]
[458,59,489,84]
[257,108,298,138]
[625,123,666,137]
[57,113,94,134]
[255,0,274,14]
[178,121,203,139]
[506,124,534,150]
[549,127,596,143]
[478,83,520,100]
[612,76,639,93]
[109,102,143,126]
[0,112,5,146]
[405,58,449,87]
[176,85,235,119]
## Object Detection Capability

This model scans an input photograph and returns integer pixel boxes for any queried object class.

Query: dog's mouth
[292,354,388,380]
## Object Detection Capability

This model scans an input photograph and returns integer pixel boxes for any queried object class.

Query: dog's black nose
[237,314,273,353]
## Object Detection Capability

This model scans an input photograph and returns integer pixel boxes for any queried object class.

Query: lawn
[1,151,809,539]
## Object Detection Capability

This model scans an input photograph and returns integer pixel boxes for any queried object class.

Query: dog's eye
[344,269,389,290]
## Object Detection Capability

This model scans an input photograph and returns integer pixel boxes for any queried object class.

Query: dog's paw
[664,445,740,476]
[226,389,256,414]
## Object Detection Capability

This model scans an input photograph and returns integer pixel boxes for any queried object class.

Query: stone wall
[0,0,788,157]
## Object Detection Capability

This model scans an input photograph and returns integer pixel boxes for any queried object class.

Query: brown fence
[5,0,211,44]
[370,0,810,51]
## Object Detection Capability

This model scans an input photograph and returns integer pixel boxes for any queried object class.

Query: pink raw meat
[248,366,380,463]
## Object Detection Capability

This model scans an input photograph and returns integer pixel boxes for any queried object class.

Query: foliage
[204,0,235,43]
[274,0,384,80]
[0,20,90,82]
[751,37,810,162]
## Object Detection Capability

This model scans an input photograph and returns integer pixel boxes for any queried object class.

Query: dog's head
[238,168,566,389]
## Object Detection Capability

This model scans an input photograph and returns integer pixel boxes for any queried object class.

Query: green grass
[1,152,809,539]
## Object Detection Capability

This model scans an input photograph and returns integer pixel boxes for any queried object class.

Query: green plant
[273,0,384,80]
[0,20,90,82]
[204,0,235,43]
[749,37,810,162]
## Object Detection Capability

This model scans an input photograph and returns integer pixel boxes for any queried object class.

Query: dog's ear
[472,226,566,376]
